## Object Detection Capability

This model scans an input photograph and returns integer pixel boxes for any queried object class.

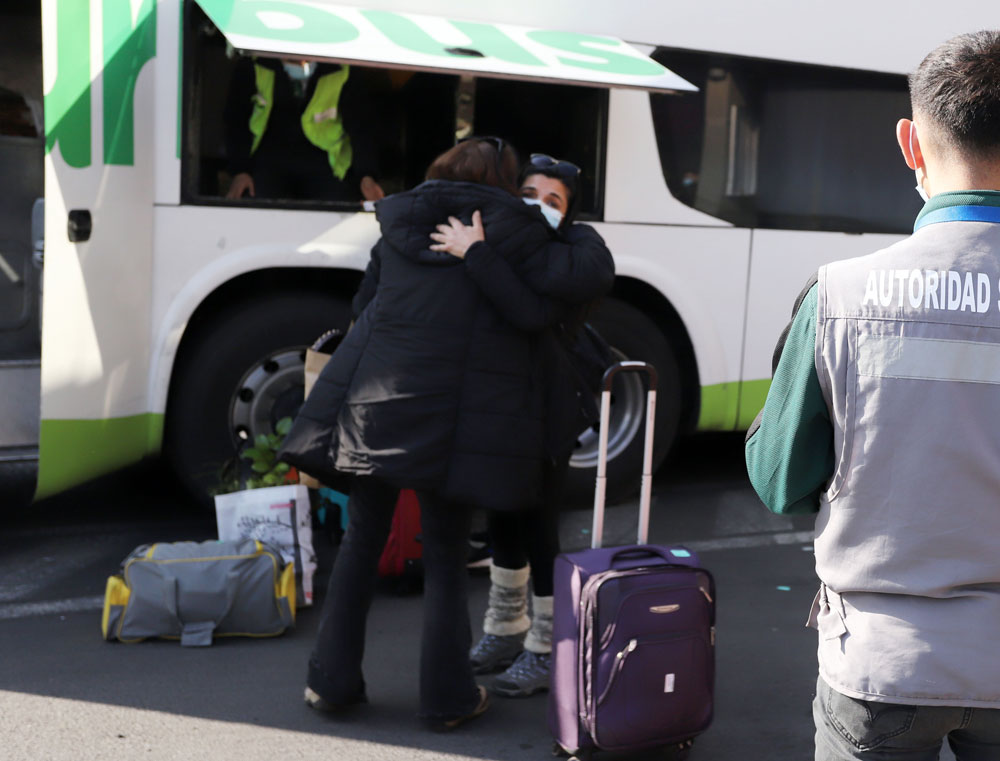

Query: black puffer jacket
[280,180,614,510]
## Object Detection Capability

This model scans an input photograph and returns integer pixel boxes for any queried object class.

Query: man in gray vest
[747,31,1000,760]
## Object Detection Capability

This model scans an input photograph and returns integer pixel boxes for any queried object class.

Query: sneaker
[469,632,525,675]
[490,650,551,697]
[425,685,490,732]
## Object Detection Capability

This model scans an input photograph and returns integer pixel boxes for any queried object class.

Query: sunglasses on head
[529,153,581,179]
[458,135,506,156]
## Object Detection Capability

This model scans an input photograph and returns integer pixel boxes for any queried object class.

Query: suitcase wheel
[551,743,592,761]
[670,738,695,760]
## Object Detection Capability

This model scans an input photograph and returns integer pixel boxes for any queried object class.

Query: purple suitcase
[549,362,715,759]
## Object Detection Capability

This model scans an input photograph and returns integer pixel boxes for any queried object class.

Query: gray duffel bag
[102,538,296,646]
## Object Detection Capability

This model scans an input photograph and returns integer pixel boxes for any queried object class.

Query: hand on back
[429,210,485,259]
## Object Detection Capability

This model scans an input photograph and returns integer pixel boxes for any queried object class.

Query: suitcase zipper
[596,637,636,706]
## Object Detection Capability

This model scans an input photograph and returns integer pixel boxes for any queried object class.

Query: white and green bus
[1,0,992,506]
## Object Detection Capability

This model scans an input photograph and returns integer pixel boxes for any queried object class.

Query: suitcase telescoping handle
[592,361,658,550]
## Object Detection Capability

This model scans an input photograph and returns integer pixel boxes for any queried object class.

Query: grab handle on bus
[68,209,92,243]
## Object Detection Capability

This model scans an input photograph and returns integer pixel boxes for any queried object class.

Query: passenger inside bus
[223,56,388,203]
[185,5,605,214]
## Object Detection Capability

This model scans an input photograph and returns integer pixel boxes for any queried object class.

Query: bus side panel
[738,228,906,429]
[37,0,160,499]
[147,205,379,419]
[592,222,751,431]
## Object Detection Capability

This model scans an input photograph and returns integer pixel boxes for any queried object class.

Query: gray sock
[483,562,531,636]
[524,594,553,654]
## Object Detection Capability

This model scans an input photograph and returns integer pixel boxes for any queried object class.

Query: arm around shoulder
[540,224,615,303]
[464,241,571,331]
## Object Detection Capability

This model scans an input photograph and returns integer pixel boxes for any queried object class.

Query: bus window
[472,78,607,220]
[649,49,922,234]
[182,4,458,207]
[183,3,606,214]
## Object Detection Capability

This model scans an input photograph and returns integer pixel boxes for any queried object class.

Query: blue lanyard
[914,204,1000,232]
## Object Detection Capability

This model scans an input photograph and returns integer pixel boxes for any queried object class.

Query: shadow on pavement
[0,433,823,760]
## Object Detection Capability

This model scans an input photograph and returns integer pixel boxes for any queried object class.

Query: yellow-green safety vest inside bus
[248,63,354,181]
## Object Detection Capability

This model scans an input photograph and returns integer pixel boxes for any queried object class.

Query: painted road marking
[0,531,816,621]
[0,596,105,620]
[684,530,814,552]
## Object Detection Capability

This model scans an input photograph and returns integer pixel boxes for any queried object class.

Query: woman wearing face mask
[280,139,612,730]
[430,154,616,698]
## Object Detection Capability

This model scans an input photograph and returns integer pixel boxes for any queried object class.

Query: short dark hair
[425,138,520,195]
[909,30,1000,157]
[517,164,581,229]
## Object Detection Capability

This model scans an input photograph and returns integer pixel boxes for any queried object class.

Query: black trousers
[307,476,480,719]
[486,459,568,597]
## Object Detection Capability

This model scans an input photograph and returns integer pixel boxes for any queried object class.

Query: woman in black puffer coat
[280,139,613,729]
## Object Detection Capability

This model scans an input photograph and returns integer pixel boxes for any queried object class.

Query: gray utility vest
[814,216,1000,708]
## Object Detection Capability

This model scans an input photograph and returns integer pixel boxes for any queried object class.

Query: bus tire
[164,290,352,505]
[562,297,682,508]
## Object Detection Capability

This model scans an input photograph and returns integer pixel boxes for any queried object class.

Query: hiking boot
[490,650,551,697]
[469,632,525,675]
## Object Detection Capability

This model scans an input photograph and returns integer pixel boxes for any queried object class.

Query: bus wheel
[164,291,352,505]
[563,297,682,508]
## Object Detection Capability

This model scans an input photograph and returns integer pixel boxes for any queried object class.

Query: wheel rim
[229,348,307,446]
[569,350,645,470]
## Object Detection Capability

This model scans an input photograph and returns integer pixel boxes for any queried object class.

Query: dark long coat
[280,180,614,510]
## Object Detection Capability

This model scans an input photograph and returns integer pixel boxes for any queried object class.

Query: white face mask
[282,61,313,83]
[523,197,564,230]
[910,124,930,202]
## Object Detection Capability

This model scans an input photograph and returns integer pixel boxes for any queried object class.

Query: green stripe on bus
[103,0,157,165]
[736,378,771,430]
[35,414,165,500]
[697,382,739,430]
[697,379,771,432]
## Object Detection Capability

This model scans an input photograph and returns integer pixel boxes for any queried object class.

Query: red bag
[377,489,423,577]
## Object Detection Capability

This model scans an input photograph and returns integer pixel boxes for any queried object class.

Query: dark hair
[518,163,581,229]
[909,30,1000,158]
[425,138,521,195]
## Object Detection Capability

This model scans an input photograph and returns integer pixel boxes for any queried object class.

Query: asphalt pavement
[0,434,947,761]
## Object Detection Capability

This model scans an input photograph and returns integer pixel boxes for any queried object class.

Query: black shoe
[304,686,367,713]
[424,686,490,732]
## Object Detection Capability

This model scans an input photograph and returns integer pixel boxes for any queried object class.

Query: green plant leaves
[214,416,296,494]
